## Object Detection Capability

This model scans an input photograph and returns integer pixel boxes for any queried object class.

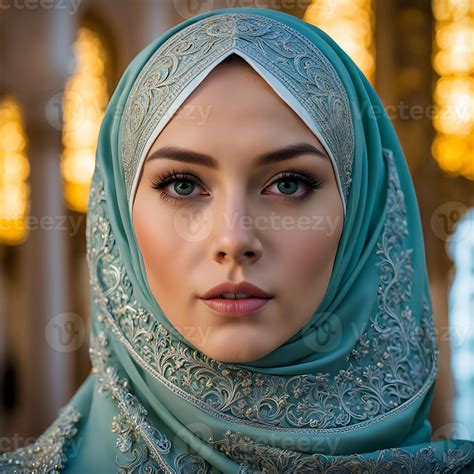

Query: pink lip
[200,280,273,300]
[200,297,271,316]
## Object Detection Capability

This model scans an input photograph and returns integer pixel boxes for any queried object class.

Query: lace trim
[209,429,474,473]
[0,405,81,473]
[121,12,354,210]
[89,331,211,473]
[86,146,437,437]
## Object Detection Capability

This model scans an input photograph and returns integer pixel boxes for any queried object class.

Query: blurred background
[0,0,473,450]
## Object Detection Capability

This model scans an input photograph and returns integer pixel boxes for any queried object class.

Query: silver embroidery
[173,453,210,474]
[0,405,81,473]
[121,13,354,209]
[89,331,176,473]
[85,146,438,438]
[88,332,472,474]
[208,429,474,473]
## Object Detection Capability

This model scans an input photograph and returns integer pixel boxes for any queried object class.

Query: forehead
[151,61,318,143]
[177,59,294,113]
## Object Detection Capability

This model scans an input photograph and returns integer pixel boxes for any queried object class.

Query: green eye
[151,168,324,205]
[276,179,298,195]
[173,181,194,196]
[265,169,324,201]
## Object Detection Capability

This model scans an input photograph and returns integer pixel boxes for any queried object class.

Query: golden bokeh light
[61,25,109,213]
[303,0,376,84]
[0,96,30,245]
[432,0,474,180]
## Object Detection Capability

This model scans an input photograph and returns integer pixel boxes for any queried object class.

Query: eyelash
[150,167,324,205]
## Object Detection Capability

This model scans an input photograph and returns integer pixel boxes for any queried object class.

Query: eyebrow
[145,142,329,169]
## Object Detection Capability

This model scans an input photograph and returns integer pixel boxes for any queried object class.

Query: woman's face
[132,58,344,363]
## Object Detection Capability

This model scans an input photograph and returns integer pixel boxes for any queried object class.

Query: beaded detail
[0,405,81,473]
[121,12,354,213]
[210,429,474,473]
[89,330,211,473]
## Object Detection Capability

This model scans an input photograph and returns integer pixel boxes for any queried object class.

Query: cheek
[284,232,332,266]
[277,222,342,294]
[132,197,183,292]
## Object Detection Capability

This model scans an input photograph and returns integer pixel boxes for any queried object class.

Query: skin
[132,55,344,363]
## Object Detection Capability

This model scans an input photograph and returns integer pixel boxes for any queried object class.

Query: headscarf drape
[1,7,473,473]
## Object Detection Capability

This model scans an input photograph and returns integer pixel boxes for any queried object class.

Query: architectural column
[2,5,77,439]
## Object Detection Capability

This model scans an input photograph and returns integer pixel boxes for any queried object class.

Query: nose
[211,190,263,266]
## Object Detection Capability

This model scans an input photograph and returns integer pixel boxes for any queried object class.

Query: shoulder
[0,404,81,473]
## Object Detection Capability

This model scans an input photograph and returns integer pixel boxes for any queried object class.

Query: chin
[202,345,272,364]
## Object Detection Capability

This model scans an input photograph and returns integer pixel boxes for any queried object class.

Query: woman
[1,7,473,473]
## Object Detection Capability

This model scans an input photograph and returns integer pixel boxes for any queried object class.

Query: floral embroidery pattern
[87,330,473,474]
[89,331,177,473]
[208,429,474,473]
[0,405,81,473]
[90,330,211,473]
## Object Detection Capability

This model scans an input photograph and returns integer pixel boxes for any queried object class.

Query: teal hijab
[2,7,473,473]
